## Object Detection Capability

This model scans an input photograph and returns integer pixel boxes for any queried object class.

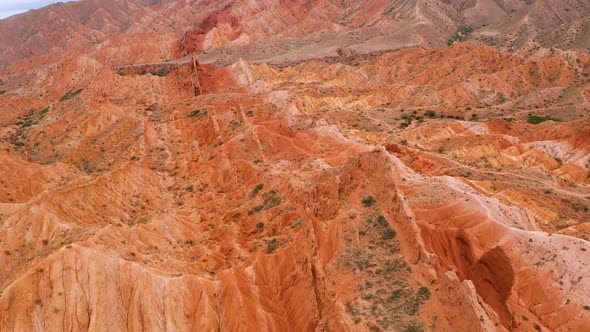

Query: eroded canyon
[0,0,589,331]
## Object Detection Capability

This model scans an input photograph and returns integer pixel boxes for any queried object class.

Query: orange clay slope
[0,0,589,329]
[0,38,589,331]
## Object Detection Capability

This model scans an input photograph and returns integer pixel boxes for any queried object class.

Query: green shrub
[252,183,264,197]
[403,320,424,332]
[266,238,278,253]
[154,69,170,77]
[383,228,396,240]
[290,220,302,228]
[59,88,84,102]
[21,119,34,127]
[387,289,404,302]
[362,195,376,207]
[39,106,50,117]
[264,196,282,210]
[256,222,264,228]
[528,115,562,124]
[447,26,474,45]
[375,214,388,227]
[189,109,208,118]
[416,286,431,301]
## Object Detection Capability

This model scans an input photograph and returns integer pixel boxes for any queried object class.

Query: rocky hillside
[1,0,589,71]
[0,0,589,331]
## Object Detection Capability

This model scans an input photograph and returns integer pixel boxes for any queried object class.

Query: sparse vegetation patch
[362,195,376,207]
[339,209,428,330]
[189,109,208,118]
[528,114,562,124]
[447,26,474,45]
[252,183,264,197]
[59,88,84,102]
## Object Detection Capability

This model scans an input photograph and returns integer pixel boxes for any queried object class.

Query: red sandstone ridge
[0,1,590,331]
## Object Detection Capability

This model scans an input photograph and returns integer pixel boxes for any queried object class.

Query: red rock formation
[0,1,589,331]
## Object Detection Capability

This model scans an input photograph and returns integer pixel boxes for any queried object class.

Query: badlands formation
[0,0,589,331]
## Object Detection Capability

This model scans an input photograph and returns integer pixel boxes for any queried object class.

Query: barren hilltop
[0,1,589,331]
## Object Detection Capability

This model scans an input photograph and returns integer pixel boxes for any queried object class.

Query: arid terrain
[0,0,589,331]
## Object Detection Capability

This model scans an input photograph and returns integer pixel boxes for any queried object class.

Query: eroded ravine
[0,19,589,330]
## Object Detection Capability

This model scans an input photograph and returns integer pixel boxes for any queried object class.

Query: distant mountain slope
[0,0,589,71]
